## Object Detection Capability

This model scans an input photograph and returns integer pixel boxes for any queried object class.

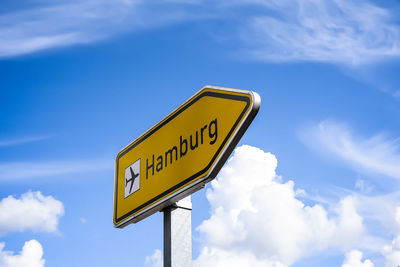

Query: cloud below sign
[194,145,366,266]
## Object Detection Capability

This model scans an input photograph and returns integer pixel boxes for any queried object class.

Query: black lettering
[180,136,187,157]
[190,131,199,150]
[146,119,220,179]
[200,125,207,144]
[165,146,178,167]
[146,155,154,179]
[156,155,163,172]
[209,118,217,145]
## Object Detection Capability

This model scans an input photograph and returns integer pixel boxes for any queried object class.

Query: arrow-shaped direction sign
[114,85,260,227]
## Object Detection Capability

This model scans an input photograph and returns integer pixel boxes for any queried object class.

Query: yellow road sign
[114,85,260,227]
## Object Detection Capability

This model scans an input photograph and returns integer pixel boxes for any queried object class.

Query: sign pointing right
[114,85,261,227]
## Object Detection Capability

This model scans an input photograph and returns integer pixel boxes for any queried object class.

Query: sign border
[114,85,260,227]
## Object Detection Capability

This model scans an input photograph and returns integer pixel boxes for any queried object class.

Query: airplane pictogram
[126,167,139,194]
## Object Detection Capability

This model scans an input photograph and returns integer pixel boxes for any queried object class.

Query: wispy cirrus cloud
[0,135,112,181]
[0,158,112,181]
[0,0,202,58]
[1,0,400,66]
[394,89,400,99]
[0,135,49,147]
[235,0,400,65]
[300,120,400,179]
[0,1,116,57]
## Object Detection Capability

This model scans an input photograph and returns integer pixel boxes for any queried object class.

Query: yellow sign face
[114,86,260,227]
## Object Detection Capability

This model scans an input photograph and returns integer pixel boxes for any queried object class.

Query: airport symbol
[124,159,140,198]
[126,167,139,194]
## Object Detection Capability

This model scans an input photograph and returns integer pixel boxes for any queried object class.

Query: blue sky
[1,0,400,266]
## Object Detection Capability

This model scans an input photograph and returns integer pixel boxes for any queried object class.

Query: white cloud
[145,249,162,267]
[0,240,45,267]
[0,0,140,57]
[194,145,365,266]
[300,120,400,180]
[384,235,400,267]
[0,0,201,58]
[342,250,374,267]
[0,136,49,147]
[355,178,374,194]
[1,0,400,65]
[394,89,400,98]
[237,0,400,65]
[0,191,64,236]
[195,247,285,267]
[0,159,112,181]
[354,192,400,237]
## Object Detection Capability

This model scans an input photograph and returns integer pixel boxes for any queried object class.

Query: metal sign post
[163,196,192,267]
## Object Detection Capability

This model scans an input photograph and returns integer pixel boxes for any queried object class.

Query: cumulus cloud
[194,145,365,266]
[383,235,400,267]
[0,191,64,236]
[145,249,162,267]
[195,247,285,267]
[342,250,374,267]
[0,239,45,267]
[300,120,400,180]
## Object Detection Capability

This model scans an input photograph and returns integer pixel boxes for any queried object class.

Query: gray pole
[163,196,192,267]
